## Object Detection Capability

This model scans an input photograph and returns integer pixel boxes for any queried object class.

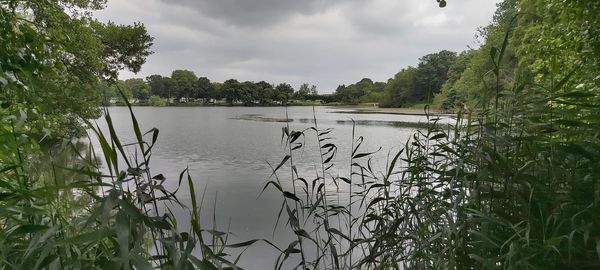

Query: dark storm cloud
[95,0,500,92]
[160,0,345,27]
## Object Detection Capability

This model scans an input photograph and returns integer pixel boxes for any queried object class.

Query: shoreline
[104,104,456,117]
[328,105,456,117]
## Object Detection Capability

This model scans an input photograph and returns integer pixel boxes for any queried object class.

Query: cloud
[95,0,499,92]
[159,0,346,27]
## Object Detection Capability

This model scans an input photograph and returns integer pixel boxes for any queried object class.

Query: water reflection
[33,140,99,184]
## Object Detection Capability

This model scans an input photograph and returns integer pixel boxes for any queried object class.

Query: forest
[1,0,600,269]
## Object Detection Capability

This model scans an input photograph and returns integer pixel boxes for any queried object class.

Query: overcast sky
[95,0,500,93]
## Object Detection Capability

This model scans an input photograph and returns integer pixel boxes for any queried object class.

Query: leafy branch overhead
[1,0,153,138]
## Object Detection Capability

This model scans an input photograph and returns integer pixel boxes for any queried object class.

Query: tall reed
[264,23,600,269]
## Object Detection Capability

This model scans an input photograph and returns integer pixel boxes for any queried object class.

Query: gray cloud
[96,0,500,92]
[160,0,345,27]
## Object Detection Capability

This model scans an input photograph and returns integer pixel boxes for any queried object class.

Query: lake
[98,106,450,269]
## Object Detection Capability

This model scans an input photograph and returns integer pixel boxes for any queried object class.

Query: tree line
[101,50,460,108]
[100,70,329,106]
[333,49,458,107]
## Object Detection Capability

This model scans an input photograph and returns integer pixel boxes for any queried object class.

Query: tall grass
[264,26,600,269]
[0,94,266,269]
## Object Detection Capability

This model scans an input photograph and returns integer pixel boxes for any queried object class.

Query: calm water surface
[99,106,451,269]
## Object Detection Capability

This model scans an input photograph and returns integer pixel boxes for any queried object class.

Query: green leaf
[283,191,300,202]
[13,224,48,235]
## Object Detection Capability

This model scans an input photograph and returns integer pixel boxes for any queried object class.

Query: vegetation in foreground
[2,0,600,269]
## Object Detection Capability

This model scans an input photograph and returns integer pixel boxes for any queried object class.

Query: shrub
[148,95,167,106]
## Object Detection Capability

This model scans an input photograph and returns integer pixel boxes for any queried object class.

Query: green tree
[147,75,168,98]
[437,0,518,108]
[195,77,214,99]
[0,0,153,137]
[148,95,166,106]
[274,83,294,103]
[255,81,274,104]
[294,83,319,100]
[380,67,417,107]
[171,70,198,100]
[410,50,457,103]
[335,78,384,104]
[125,78,150,102]
[222,79,241,104]
[240,81,257,105]
[210,82,223,99]
[434,50,476,110]
[98,81,118,106]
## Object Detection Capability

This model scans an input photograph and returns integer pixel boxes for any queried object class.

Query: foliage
[379,67,417,107]
[0,0,153,138]
[433,50,476,111]
[261,1,600,269]
[125,78,151,102]
[0,99,263,269]
[146,75,176,100]
[436,0,519,109]
[134,71,323,105]
[334,78,386,104]
[273,83,294,103]
[170,70,198,100]
[380,50,457,107]
[147,95,166,106]
[92,21,154,80]
[294,83,318,100]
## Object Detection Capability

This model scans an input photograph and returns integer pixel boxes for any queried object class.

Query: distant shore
[105,103,456,117]
[331,104,455,117]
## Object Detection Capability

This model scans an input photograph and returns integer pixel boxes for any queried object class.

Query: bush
[147,95,166,106]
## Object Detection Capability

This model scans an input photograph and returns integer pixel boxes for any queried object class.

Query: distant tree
[274,83,295,103]
[309,85,318,96]
[125,78,150,101]
[295,83,310,100]
[434,50,476,110]
[380,67,418,107]
[353,78,374,101]
[195,77,214,99]
[334,85,348,102]
[112,80,133,102]
[334,78,383,104]
[171,70,198,99]
[147,75,166,97]
[295,83,319,100]
[148,95,166,106]
[240,81,257,105]
[255,81,274,104]
[98,81,118,105]
[411,50,457,103]
[210,82,223,99]
[146,75,177,100]
[222,79,241,104]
